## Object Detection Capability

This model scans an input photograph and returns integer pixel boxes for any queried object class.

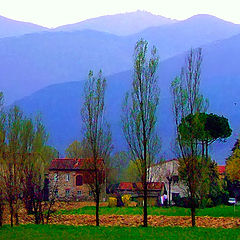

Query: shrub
[108,197,117,207]
[210,190,229,206]
[200,198,214,208]
[121,194,131,207]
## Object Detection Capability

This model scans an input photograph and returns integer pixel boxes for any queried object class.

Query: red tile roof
[75,158,104,169]
[135,182,165,190]
[49,158,104,171]
[147,182,165,190]
[49,158,77,170]
[118,182,134,190]
[117,182,164,191]
[217,165,226,174]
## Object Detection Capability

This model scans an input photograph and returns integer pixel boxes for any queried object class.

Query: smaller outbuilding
[108,181,166,206]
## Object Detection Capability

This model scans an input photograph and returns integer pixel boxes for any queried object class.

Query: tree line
[0,94,58,226]
[66,40,232,228]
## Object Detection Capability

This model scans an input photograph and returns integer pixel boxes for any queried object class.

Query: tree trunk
[168,180,171,207]
[0,191,4,227]
[143,137,148,227]
[191,206,196,227]
[39,202,44,224]
[143,180,148,227]
[26,201,33,214]
[206,142,208,162]
[34,210,40,224]
[24,197,34,214]
[95,162,100,227]
[46,199,55,224]
[143,155,148,227]
[190,196,196,227]
[202,141,205,160]
[15,212,19,225]
[0,202,4,227]
[10,201,14,227]
[96,186,100,226]
[33,201,41,224]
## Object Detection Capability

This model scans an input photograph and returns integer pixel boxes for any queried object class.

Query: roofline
[52,158,104,161]
[48,168,95,172]
[150,159,179,167]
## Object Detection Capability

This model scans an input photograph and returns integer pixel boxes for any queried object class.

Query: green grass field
[1,224,240,240]
[56,205,240,218]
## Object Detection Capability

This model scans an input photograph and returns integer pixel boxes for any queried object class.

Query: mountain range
[1,13,240,104]
[54,10,177,36]
[0,15,48,38]
[0,11,240,163]
[0,11,176,38]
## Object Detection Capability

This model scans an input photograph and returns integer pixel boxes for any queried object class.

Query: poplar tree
[171,48,208,227]
[81,70,112,226]
[122,39,160,227]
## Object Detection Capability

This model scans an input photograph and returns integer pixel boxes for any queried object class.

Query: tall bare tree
[171,48,208,227]
[81,70,112,226]
[122,39,160,227]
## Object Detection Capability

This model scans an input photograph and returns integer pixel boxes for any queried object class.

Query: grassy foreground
[1,224,240,240]
[57,205,240,218]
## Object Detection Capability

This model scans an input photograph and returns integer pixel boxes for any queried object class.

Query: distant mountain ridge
[131,14,240,58]
[1,14,240,104]
[54,10,177,36]
[0,15,48,38]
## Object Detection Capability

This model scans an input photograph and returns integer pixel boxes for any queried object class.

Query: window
[77,190,82,197]
[54,173,58,182]
[65,189,70,197]
[66,173,70,182]
[76,175,83,186]
[172,192,180,199]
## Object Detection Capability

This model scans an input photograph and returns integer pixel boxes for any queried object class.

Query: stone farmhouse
[48,158,106,201]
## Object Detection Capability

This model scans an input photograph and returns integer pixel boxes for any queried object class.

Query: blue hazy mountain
[13,33,240,164]
[0,15,48,38]
[0,30,133,103]
[1,14,240,104]
[54,10,177,36]
[132,14,240,58]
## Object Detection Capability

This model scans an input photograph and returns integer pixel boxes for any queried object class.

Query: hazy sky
[0,0,239,28]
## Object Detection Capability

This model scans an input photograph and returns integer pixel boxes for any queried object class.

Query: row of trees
[0,93,57,226]
[71,40,231,228]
